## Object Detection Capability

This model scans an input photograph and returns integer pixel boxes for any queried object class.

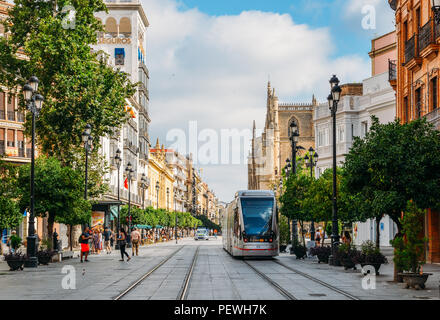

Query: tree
[280,165,313,247]
[0,159,22,253]
[0,0,136,163]
[16,156,91,241]
[344,117,440,280]
[344,117,440,235]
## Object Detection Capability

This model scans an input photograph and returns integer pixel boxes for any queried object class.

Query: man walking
[80,227,92,263]
[131,227,141,256]
[103,227,112,254]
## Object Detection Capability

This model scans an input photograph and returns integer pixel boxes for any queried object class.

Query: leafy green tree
[16,156,91,241]
[0,1,136,166]
[344,117,440,235]
[0,159,22,251]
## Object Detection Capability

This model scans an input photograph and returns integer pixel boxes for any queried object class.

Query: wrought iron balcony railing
[405,35,417,64]
[7,111,15,121]
[389,59,397,81]
[418,20,434,53]
[0,110,5,120]
[0,143,4,155]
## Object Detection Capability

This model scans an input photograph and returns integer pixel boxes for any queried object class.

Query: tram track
[178,246,200,300]
[113,246,185,300]
[243,260,298,300]
[273,260,360,300]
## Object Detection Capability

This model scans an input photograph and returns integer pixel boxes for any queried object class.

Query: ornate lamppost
[289,121,300,245]
[140,173,149,209]
[125,163,134,233]
[23,76,44,268]
[156,181,160,209]
[327,75,342,266]
[304,147,319,242]
[81,124,93,201]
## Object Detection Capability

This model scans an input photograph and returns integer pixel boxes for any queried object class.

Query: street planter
[279,245,287,253]
[293,244,307,260]
[3,252,26,271]
[399,273,432,290]
[341,258,357,270]
[37,250,56,265]
[360,263,382,275]
[310,246,331,264]
[336,244,360,270]
[401,273,432,289]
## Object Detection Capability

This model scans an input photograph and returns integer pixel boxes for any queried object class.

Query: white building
[165,150,188,212]
[314,73,398,247]
[91,0,151,226]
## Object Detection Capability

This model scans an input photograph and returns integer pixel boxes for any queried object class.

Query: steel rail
[114,246,184,300]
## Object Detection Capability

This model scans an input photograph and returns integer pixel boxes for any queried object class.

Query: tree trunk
[69,225,73,251]
[47,213,55,249]
[299,220,306,247]
[375,216,381,249]
[322,221,328,247]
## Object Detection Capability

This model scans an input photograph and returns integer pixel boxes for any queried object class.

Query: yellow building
[148,139,174,210]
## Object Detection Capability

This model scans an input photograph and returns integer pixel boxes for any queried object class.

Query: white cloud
[142,0,370,201]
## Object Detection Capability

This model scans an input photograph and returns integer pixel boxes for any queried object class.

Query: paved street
[0,237,439,300]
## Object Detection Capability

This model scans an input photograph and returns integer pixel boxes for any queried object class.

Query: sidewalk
[279,250,440,300]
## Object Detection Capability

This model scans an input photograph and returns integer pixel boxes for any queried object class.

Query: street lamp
[81,124,93,201]
[114,149,122,232]
[174,192,179,244]
[432,0,440,25]
[140,173,149,209]
[288,121,300,247]
[167,187,170,211]
[23,76,44,268]
[125,163,134,233]
[328,75,342,266]
[304,147,319,242]
[156,181,160,209]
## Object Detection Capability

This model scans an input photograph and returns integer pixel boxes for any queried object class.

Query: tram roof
[235,190,275,198]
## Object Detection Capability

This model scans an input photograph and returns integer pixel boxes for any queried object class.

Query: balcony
[26,148,31,158]
[418,19,439,59]
[123,139,138,155]
[0,143,4,155]
[425,108,440,130]
[404,35,422,70]
[0,110,5,120]
[388,59,397,91]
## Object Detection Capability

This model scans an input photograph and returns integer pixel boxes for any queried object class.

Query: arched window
[105,17,118,37]
[119,17,132,38]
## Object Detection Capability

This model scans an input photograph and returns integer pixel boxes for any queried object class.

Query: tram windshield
[240,198,274,236]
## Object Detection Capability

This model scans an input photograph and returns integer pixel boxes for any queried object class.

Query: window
[415,88,422,119]
[361,121,368,138]
[337,125,345,143]
[431,77,438,111]
[403,21,408,42]
[0,128,4,155]
[7,129,14,147]
[7,94,15,121]
[416,7,421,29]
[351,124,354,140]
[0,92,4,119]
[404,96,409,122]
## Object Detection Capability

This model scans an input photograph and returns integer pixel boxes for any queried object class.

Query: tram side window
[234,208,239,237]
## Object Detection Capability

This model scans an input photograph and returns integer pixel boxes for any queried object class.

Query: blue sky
[143,0,395,201]
[178,0,394,62]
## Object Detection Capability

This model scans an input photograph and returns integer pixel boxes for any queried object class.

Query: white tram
[223,190,279,258]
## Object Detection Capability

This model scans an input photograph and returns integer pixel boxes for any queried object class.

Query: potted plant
[292,242,307,259]
[354,241,388,275]
[337,243,360,270]
[37,249,56,265]
[392,202,432,290]
[3,252,26,271]
[310,246,331,264]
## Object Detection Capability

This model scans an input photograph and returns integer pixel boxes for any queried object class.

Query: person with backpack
[117,228,131,262]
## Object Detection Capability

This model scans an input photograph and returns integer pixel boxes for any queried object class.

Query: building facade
[91,0,151,227]
[248,82,316,190]
[388,0,440,262]
[314,32,398,247]
[149,140,174,210]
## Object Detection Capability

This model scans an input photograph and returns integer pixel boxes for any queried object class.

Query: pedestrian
[80,227,93,263]
[342,231,352,245]
[117,228,131,262]
[214,229,218,239]
[103,227,112,254]
[94,229,102,254]
[315,229,321,246]
[131,227,141,256]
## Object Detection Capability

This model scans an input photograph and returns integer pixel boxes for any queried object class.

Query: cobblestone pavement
[0,238,438,300]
